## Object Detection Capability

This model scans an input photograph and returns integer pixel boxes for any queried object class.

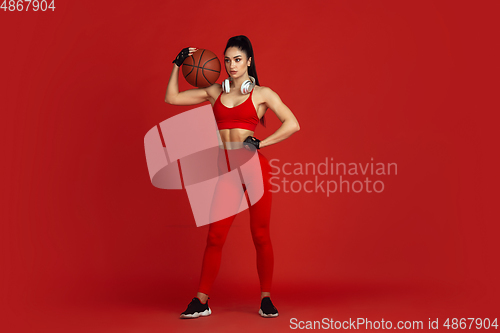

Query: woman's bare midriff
[219,128,254,149]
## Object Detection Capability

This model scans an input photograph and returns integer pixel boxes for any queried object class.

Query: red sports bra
[213,89,259,132]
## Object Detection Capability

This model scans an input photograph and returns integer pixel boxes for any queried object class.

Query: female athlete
[165,35,300,319]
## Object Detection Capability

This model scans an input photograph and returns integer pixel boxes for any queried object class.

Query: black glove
[173,47,190,67]
[243,136,261,150]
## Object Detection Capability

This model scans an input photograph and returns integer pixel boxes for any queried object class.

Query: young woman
[165,35,300,318]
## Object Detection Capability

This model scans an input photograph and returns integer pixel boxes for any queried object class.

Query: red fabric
[213,89,259,131]
[198,149,273,294]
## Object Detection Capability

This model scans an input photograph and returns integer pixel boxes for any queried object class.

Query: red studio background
[1,1,499,332]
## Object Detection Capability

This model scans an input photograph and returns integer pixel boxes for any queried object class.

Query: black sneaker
[259,296,279,317]
[180,297,211,319]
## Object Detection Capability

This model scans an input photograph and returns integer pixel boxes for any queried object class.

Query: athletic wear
[198,148,274,295]
[173,47,190,67]
[199,91,274,301]
[213,89,259,132]
[259,297,279,317]
[180,297,211,319]
[244,135,261,150]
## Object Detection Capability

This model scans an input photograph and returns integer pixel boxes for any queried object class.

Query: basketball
[182,49,221,88]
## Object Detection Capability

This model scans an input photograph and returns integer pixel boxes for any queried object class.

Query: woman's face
[224,47,251,79]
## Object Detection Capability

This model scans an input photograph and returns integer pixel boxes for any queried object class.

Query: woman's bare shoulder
[254,85,279,100]
[206,83,223,100]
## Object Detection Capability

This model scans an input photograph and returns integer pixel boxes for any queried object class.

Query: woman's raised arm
[164,47,210,106]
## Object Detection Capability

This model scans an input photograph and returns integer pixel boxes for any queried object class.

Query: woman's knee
[251,228,271,247]
[206,230,228,248]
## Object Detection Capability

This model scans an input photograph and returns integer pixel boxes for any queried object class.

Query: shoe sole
[259,309,279,318]
[180,308,212,319]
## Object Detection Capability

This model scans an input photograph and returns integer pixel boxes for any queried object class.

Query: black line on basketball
[202,71,212,86]
[197,50,205,67]
[202,57,218,67]
[200,67,219,73]
[196,50,206,87]
[185,66,194,77]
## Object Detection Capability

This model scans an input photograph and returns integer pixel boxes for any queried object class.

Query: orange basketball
[182,49,221,88]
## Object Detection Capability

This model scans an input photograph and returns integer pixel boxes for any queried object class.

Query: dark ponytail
[224,35,266,128]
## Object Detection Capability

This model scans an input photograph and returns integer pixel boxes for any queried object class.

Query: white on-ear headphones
[222,76,256,94]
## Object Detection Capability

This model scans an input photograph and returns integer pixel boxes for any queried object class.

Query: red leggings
[198,148,273,295]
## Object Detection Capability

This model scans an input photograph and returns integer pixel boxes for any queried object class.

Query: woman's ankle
[196,292,209,304]
[260,292,271,300]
